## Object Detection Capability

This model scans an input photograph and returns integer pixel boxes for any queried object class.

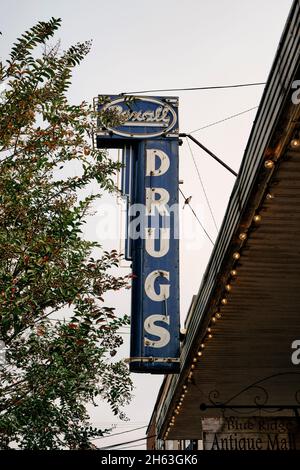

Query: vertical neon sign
[96,95,180,373]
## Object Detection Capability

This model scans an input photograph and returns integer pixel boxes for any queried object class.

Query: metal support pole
[180,133,238,177]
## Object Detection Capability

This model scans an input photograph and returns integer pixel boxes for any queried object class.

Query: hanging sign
[96,95,180,373]
[202,417,300,451]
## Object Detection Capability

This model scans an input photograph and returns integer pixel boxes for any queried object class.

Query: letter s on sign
[144,315,170,348]
[291,339,300,365]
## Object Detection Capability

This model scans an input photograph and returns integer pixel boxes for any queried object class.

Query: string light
[165,149,280,440]
[290,136,300,148]
[253,214,262,223]
[264,160,275,169]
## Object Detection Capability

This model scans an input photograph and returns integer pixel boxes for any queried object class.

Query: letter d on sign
[146,149,170,176]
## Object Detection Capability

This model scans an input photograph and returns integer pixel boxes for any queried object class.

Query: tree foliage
[0,18,133,449]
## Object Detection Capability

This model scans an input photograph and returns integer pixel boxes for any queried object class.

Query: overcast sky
[1,0,293,449]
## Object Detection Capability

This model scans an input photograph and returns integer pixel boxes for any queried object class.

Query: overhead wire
[190,106,258,134]
[185,137,219,234]
[180,105,259,239]
[91,425,147,440]
[178,187,214,246]
[122,81,265,95]
[98,434,156,450]
[116,442,147,449]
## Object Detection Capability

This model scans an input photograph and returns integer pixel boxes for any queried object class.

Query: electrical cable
[185,137,219,234]
[190,106,258,134]
[116,442,147,449]
[121,82,265,95]
[178,187,214,246]
[98,434,156,450]
[91,425,147,440]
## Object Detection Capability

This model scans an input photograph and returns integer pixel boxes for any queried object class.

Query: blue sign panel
[96,95,180,374]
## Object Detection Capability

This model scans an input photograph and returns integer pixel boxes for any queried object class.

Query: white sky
[1,0,293,450]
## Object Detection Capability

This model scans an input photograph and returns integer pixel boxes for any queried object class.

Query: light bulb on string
[264,160,274,169]
[290,136,300,148]
[253,214,262,223]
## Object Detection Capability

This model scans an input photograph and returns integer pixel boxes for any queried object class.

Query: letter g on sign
[145,270,170,301]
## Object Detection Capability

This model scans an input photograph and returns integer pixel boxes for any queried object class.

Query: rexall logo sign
[98,96,178,139]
